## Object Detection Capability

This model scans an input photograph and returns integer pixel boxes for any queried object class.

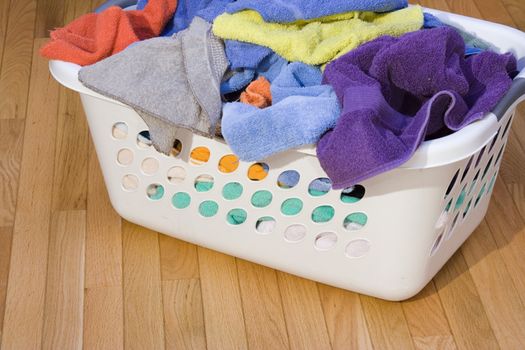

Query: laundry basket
[49,8,525,301]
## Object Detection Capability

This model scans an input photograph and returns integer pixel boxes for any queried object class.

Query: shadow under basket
[49,7,525,301]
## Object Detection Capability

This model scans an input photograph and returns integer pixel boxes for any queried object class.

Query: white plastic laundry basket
[50,8,525,301]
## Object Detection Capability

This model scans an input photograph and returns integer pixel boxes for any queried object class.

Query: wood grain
[162,279,207,350]
[122,221,165,350]
[0,39,59,349]
[42,210,86,350]
[198,248,248,350]
[159,234,199,280]
[0,226,13,343]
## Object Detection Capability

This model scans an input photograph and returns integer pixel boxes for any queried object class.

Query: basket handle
[492,75,525,121]
[94,0,138,13]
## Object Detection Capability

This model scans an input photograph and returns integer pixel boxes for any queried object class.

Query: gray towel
[78,17,228,154]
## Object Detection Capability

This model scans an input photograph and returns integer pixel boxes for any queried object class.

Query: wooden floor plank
[0,119,24,226]
[318,284,373,350]
[34,0,65,38]
[445,0,482,17]
[0,226,13,343]
[159,235,199,280]
[162,279,207,350]
[277,272,332,350]
[122,221,165,350]
[236,260,290,350]
[473,0,515,26]
[0,39,59,350]
[0,0,37,120]
[414,0,450,11]
[42,210,86,350]
[434,251,500,350]
[360,296,415,350]
[198,248,248,350]
[0,0,11,72]
[461,220,525,349]
[402,282,457,350]
[501,0,525,30]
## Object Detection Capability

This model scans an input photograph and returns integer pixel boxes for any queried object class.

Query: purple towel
[319,27,516,189]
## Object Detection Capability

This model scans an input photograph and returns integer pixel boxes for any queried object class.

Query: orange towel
[40,0,177,66]
[240,77,272,108]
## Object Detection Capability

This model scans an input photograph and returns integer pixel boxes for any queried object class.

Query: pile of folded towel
[41,0,517,187]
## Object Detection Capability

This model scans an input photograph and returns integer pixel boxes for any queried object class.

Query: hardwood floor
[1,0,525,348]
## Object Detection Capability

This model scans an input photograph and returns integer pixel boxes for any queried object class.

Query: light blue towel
[226,40,273,70]
[222,62,340,161]
[225,0,408,22]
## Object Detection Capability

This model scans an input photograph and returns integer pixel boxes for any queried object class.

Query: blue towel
[225,0,408,22]
[221,50,287,94]
[226,40,273,70]
[222,62,340,161]
[137,0,233,36]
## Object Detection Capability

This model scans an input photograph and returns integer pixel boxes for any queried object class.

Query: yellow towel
[213,6,424,66]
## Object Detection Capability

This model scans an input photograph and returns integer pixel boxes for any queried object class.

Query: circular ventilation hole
[343,213,368,231]
[463,199,473,218]
[308,178,332,197]
[190,147,210,165]
[199,200,219,218]
[251,190,273,208]
[455,185,467,210]
[170,139,183,157]
[218,154,239,173]
[314,232,338,251]
[122,174,139,191]
[312,206,335,223]
[172,192,191,209]
[487,173,497,194]
[447,169,460,196]
[117,149,133,166]
[137,130,152,148]
[446,213,460,240]
[256,217,276,234]
[146,184,164,200]
[475,184,487,208]
[141,157,159,175]
[222,182,243,200]
[194,175,214,192]
[284,224,307,243]
[345,239,371,258]
[227,209,247,225]
[112,122,128,139]
[340,185,365,203]
[281,198,303,216]
[277,170,300,189]
[167,166,186,184]
[247,162,269,181]
[482,156,493,180]
[430,230,445,257]
[475,146,486,168]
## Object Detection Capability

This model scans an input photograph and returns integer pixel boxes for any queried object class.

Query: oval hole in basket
[172,192,191,209]
[194,174,214,192]
[461,157,473,183]
[284,224,307,243]
[314,232,338,251]
[312,206,335,223]
[345,239,371,259]
[222,182,243,200]
[445,212,460,241]
[251,190,273,208]
[146,184,164,200]
[463,198,473,219]
[435,198,453,230]
[430,230,445,257]
[475,146,486,168]
[494,144,505,166]
[487,173,497,194]
[340,185,366,203]
[455,185,467,210]
[170,139,183,157]
[281,198,303,216]
[488,128,500,153]
[482,156,493,180]
[112,122,128,139]
[218,154,239,173]
[308,178,332,197]
[117,149,133,166]
[247,162,269,181]
[167,166,186,184]
[475,184,487,208]
[199,200,219,218]
[277,170,300,189]
[446,169,460,196]
[190,147,210,165]
[137,130,152,148]
[141,157,159,175]
[467,170,480,196]
[227,209,247,225]
[256,216,276,234]
[501,116,513,140]
[122,174,139,191]
[343,212,368,231]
